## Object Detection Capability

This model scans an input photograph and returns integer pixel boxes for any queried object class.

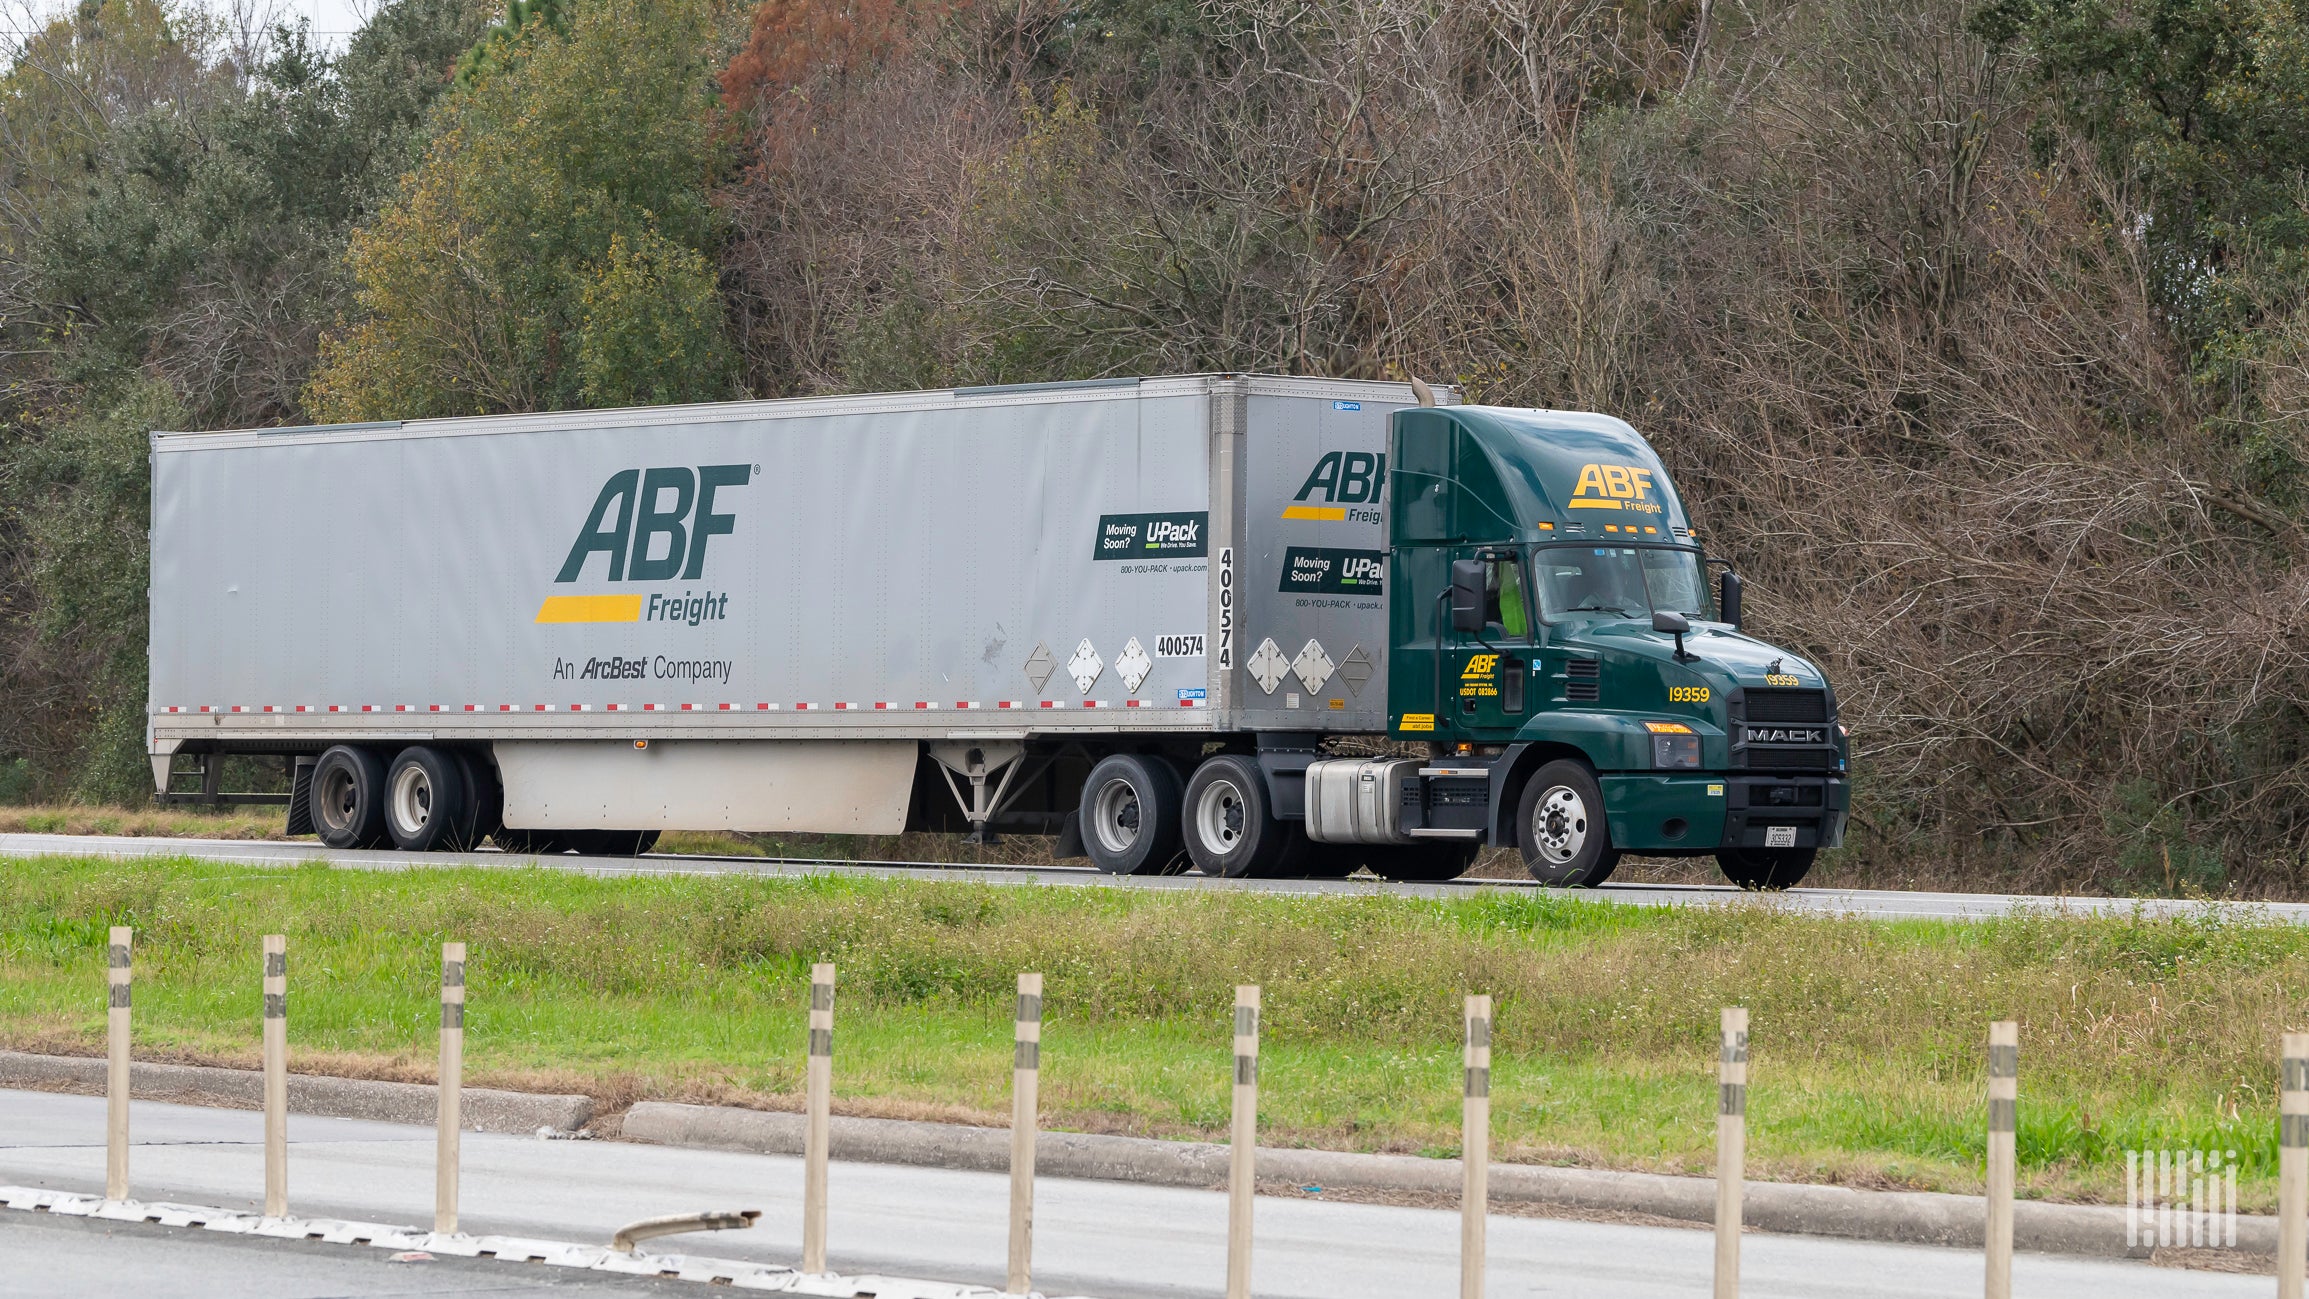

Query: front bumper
[1598,772,1849,852]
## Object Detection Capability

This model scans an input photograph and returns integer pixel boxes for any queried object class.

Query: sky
[218,0,377,48]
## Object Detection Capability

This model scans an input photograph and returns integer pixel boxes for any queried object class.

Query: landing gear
[1716,846,1815,890]
[1515,760,1619,887]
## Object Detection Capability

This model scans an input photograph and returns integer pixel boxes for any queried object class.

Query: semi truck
[148,373,1848,888]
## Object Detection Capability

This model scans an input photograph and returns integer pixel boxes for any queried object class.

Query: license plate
[1765,825,1797,848]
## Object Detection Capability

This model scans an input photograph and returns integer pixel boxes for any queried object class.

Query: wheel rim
[1530,784,1589,865]
[389,762,434,838]
[1193,778,1248,855]
[317,764,359,835]
[1089,776,1144,857]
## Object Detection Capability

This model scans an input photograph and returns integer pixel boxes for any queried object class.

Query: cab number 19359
[1668,686,1710,703]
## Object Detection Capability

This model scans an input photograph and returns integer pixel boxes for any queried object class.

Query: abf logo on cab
[1567,462,1662,514]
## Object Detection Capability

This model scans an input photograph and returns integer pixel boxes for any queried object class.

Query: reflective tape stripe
[1989,1097,2016,1132]
[1234,1005,1258,1037]
[1720,1082,1746,1117]
[441,1001,463,1029]
[2284,1057,2309,1091]
[1015,1040,1040,1070]
[1017,993,1042,1022]
[808,1028,832,1057]
[264,993,286,1019]
[1989,1043,2019,1078]
[811,983,834,1012]
[442,960,464,989]
[2285,1114,2309,1148]
[1235,1054,1257,1086]
[109,945,130,970]
[1721,1033,1749,1065]
[109,983,131,1009]
[1466,1065,1490,1099]
[265,951,286,978]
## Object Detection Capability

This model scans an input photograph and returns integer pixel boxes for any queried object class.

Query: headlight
[1646,721,1701,770]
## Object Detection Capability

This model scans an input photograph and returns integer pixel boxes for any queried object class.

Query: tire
[385,747,469,852]
[452,750,503,851]
[1079,754,1186,875]
[1182,754,1293,878]
[1515,760,1620,887]
[1717,846,1815,890]
[1367,842,1478,882]
[309,745,389,850]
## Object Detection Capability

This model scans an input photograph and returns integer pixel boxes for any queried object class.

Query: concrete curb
[0,1050,591,1135]
[621,1101,2273,1260]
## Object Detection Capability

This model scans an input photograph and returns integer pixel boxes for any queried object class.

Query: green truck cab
[1338,405,1848,889]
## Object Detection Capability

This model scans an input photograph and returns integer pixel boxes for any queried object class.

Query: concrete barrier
[0,1050,590,1134]
[618,1099,2276,1260]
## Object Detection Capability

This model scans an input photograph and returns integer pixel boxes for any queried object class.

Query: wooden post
[803,962,835,1275]
[106,926,131,1203]
[1009,972,1042,1295]
[1228,985,1259,1299]
[2282,1033,2306,1299]
[1985,1020,2018,1299]
[1462,995,1492,1299]
[263,934,287,1218]
[436,942,465,1235]
[1715,1006,1747,1299]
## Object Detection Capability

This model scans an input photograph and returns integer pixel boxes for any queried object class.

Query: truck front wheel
[1716,847,1815,891]
[1516,760,1619,887]
[1080,754,1186,875]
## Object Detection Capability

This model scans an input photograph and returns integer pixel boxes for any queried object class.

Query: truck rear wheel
[1717,847,1815,891]
[385,747,469,852]
[1516,760,1619,887]
[310,745,389,850]
[1080,754,1186,874]
[1183,754,1292,878]
[451,751,502,851]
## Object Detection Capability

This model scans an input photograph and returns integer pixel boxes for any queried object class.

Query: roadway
[4,832,2303,924]
[0,1089,2258,1298]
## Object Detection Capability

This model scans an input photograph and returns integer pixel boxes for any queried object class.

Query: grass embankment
[0,855,2294,1208]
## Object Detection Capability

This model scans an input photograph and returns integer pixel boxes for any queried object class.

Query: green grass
[0,853,2296,1208]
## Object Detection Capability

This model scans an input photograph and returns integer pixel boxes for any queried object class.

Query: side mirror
[1449,559,1485,634]
[1653,610,1695,662]
[1719,571,1743,629]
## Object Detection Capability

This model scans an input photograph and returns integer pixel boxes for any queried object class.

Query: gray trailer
[150,374,1458,877]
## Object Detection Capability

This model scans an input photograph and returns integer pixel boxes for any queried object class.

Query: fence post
[106,926,131,1203]
[263,934,287,1218]
[803,962,835,1274]
[1985,1020,2017,1299]
[2282,1033,2307,1299]
[436,941,465,1235]
[1462,994,1492,1299]
[1228,985,1259,1299]
[1009,972,1042,1295]
[1715,1006,1747,1299]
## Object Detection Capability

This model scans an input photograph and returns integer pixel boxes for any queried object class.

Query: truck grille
[1745,748,1839,771]
[1564,658,1599,702]
[1744,688,1828,723]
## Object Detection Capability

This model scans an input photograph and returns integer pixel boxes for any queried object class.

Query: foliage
[306,0,733,422]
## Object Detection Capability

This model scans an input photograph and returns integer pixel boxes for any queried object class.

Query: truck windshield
[1533,545,1714,622]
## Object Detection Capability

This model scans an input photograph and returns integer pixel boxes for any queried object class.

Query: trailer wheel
[1079,755,1185,875]
[1716,847,1815,891]
[1182,754,1292,878]
[452,751,503,851]
[310,745,389,850]
[385,747,470,852]
[1516,760,1620,887]
[1366,842,1478,882]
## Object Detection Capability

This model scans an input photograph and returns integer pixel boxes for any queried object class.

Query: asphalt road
[5,831,2303,924]
[0,1088,2269,1298]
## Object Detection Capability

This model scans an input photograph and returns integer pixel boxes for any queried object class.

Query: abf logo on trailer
[1281,451,1385,523]
[535,465,753,624]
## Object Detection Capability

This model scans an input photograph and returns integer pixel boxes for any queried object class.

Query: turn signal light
[1643,721,1695,734]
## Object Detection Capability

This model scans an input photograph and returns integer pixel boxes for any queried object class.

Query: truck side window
[1486,557,1530,640]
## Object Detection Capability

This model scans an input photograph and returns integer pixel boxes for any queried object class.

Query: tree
[306,0,734,421]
